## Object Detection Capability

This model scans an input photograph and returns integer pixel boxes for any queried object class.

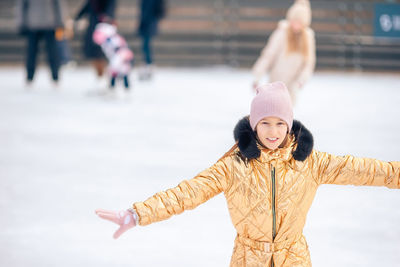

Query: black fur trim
[233,117,314,161]
[233,117,260,159]
[290,120,314,161]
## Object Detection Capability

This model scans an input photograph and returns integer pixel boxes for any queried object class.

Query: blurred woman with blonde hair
[252,0,316,104]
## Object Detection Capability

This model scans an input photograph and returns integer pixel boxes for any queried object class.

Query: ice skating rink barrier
[0,0,399,70]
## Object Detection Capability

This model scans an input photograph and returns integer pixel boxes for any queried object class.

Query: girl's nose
[269,126,278,135]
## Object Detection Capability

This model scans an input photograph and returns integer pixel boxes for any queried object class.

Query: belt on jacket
[236,234,302,253]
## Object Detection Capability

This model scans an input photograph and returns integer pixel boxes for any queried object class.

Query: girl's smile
[256,116,288,150]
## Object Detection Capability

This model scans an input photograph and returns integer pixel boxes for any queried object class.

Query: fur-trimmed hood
[233,117,313,161]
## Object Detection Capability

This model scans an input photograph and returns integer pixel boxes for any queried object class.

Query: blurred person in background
[252,0,315,104]
[16,0,67,88]
[137,0,166,81]
[74,0,116,90]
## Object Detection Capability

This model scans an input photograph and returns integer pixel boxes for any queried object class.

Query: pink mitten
[95,208,137,239]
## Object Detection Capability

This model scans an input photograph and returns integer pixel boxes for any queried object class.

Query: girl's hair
[286,26,309,59]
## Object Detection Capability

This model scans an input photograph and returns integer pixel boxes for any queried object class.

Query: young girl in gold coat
[96,82,399,267]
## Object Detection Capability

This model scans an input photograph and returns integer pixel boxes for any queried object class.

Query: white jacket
[252,20,316,93]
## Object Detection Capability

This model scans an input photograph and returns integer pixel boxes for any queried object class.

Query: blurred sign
[374,3,400,37]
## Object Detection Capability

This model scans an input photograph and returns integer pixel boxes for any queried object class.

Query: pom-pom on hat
[286,0,312,27]
[250,81,294,131]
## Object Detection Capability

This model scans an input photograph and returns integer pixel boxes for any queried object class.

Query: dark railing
[0,0,399,71]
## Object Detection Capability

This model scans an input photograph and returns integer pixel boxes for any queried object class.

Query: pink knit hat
[250,81,293,131]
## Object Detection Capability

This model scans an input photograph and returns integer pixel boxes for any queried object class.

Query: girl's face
[256,117,288,150]
[290,19,304,33]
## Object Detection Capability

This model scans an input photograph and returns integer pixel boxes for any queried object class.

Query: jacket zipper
[271,165,277,267]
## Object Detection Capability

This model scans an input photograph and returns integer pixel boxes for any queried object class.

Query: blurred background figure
[137,0,166,81]
[92,22,134,98]
[74,0,116,90]
[16,0,67,88]
[252,0,316,104]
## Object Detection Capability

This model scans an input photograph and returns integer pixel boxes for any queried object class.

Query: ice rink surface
[0,66,399,267]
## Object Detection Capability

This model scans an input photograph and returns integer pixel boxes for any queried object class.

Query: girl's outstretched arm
[94,147,234,237]
[132,154,233,226]
[310,150,400,188]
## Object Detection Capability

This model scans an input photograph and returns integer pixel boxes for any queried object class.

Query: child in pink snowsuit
[93,22,134,90]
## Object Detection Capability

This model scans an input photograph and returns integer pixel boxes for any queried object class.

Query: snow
[0,66,399,267]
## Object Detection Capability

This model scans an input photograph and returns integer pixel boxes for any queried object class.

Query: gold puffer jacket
[133,118,400,267]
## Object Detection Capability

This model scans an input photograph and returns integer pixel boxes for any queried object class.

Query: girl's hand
[252,82,259,92]
[95,209,137,239]
[64,19,74,39]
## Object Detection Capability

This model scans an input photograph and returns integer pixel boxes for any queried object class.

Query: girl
[252,0,316,104]
[96,82,399,267]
